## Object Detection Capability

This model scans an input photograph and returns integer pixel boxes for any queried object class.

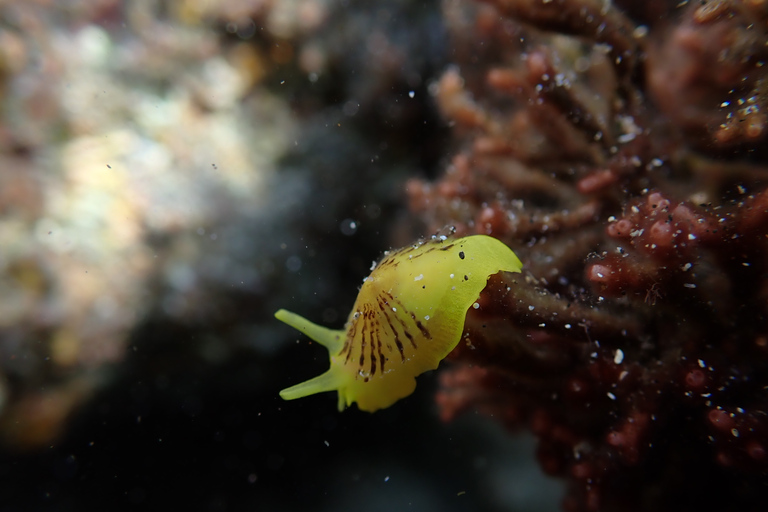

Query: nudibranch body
[275,234,522,412]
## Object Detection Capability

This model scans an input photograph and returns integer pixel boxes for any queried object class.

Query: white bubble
[340,218,358,236]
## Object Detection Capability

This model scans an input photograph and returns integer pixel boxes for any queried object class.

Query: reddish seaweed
[411,1,768,510]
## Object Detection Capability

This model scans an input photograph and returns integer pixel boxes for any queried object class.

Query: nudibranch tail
[275,309,344,353]
[275,234,523,413]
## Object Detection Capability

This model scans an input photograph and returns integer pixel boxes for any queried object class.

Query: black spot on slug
[459,251,465,259]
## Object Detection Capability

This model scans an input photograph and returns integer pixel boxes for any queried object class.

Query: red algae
[416,0,768,510]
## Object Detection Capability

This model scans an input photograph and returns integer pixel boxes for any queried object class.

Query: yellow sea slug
[275,234,522,412]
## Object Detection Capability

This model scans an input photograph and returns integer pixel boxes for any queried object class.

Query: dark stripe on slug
[377,295,405,361]
[410,312,432,340]
[355,332,365,368]
[344,340,354,363]
[384,239,454,265]
[370,349,377,377]
[383,291,418,349]
[376,257,396,269]
[388,245,417,261]
[370,321,377,375]
[402,326,417,349]
[377,327,386,372]
[358,312,367,371]
[394,320,418,351]
[411,240,456,259]
[382,310,406,361]
[347,315,358,340]
[344,314,359,348]
[344,316,358,363]
[368,306,378,376]
[405,245,439,260]
[388,293,432,340]
[370,316,380,377]
[374,318,385,374]
[342,314,359,363]
[371,317,381,377]
[391,309,417,350]
[374,296,394,351]
[339,338,350,358]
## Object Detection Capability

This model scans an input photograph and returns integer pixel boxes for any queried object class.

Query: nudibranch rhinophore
[275,234,522,412]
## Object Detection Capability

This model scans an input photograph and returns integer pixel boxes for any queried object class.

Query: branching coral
[409,0,768,510]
